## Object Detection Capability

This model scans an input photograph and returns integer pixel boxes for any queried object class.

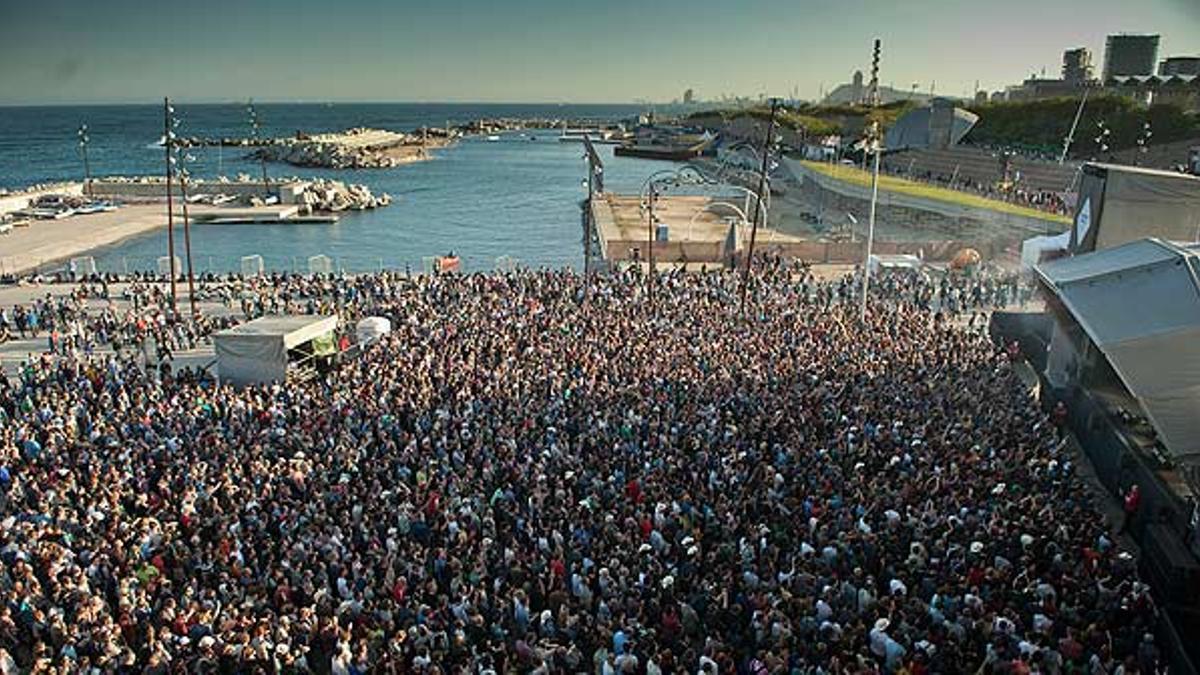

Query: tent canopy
[1035,238,1200,465]
[214,315,338,385]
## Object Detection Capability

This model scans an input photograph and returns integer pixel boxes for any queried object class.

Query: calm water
[0,103,678,272]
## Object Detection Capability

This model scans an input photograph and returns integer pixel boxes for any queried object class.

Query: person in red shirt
[1120,483,1141,534]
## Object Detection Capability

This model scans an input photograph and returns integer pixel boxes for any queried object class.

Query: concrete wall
[604,235,1009,267]
[89,180,291,201]
[786,158,1063,240]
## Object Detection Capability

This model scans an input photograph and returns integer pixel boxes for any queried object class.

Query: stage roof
[1036,238,1200,465]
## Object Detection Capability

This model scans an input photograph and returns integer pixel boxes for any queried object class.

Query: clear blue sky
[1,0,1197,104]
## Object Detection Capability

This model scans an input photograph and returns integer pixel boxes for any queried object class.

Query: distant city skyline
[1,0,1198,105]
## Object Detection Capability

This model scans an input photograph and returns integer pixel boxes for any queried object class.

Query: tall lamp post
[168,105,199,318]
[77,124,92,197]
[739,98,780,315]
[163,98,178,313]
[248,100,270,197]
[637,166,709,302]
[858,120,882,324]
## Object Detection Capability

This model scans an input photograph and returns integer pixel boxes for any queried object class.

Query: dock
[589,193,802,270]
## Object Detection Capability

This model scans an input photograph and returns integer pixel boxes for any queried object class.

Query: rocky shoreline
[169,115,632,170]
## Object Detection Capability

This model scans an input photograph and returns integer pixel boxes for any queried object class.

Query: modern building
[1005,76,1086,102]
[1102,34,1160,80]
[1160,56,1200,77]
[1063,47,1095,83]
[884,98,979,150]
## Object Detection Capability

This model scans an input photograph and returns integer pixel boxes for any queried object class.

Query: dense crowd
[877,164,1071,217]
[0,266,1164,674]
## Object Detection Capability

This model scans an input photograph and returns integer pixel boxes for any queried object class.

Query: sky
[1,0,1197,105]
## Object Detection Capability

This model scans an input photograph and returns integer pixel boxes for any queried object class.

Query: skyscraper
[1062,48,1094,84]
[1102,34,1161,81]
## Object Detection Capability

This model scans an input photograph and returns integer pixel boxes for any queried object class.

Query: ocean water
[0,103,678,272]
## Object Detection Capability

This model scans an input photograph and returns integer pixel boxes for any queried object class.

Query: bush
[963,95,1199,156]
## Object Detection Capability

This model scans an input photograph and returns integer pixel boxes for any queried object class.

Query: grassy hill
[800,160,1071,225]
[688,96,1199,160]
[963,95,1200,158]
[686,101,919,138]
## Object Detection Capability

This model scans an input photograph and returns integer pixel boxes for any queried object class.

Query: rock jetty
[292,179,392,212]
[251,128,430,170]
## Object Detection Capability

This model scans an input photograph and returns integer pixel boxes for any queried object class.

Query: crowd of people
[0,264,1165,674]
[877,163,1071,218]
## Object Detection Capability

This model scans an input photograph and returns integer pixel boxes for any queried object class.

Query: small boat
[21,207,75,220]
[486,135,501,142]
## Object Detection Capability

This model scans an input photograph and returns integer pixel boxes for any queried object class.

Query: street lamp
[169,117,200,318]
[77,124,92,197]
[163,98,179,312]
[248,100,270,197]
[858,120,883,324]
[739,98,781,315]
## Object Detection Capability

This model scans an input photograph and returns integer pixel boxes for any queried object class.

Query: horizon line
[0,99,726,108]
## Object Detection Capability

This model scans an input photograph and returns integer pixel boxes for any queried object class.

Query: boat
[74,200,118,215]
[486,135,501,142]
[20,207,75,220]
[614,128,716,161]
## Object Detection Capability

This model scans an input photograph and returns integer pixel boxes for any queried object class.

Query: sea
[0,103,681,272]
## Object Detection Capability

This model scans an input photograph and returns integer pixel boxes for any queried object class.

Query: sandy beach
[0,203,296,275]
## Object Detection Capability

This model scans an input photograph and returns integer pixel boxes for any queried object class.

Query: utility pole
[163,98,178,313]
[739,98,779,314]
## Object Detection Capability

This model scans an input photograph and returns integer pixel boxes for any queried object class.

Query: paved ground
[0,202,301,276]
[0,281,238,375]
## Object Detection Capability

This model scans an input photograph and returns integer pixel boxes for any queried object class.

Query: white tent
[868,254,922,275]
[1036,238,1200,466]
[355,316,392,344]
[214,315,338,385]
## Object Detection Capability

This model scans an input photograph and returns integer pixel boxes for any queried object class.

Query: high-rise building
[1103,34,1161,81]
[1062,48,1094,83]
[1160,56,1200,77]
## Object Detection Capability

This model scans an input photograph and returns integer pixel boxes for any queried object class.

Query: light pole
[169,105,199,318]
[248,100,270,197]
[859,121,882,324]
[77,124,92,198]
[740,98,780,315]
[1059,88,1089,164]
[639,168,692,300]
[163,98,178,313]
